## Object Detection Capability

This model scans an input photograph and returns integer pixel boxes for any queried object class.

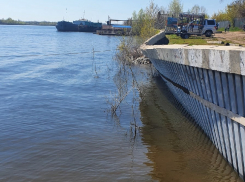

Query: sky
[1,0,234,23]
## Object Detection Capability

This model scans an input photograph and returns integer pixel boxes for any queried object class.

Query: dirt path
[213,31,245,45]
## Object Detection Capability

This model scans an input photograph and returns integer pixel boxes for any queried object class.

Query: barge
[56,19,102,32]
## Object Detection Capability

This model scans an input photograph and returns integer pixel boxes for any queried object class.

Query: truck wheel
[184,34,189,39]
[181,34,189,39]
[205,31,212,37]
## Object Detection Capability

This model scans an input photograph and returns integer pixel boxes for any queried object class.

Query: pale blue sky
[1,0,234,23]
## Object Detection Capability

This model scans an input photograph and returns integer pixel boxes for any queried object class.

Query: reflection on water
[109,57,242,181]
[139,76,243,182]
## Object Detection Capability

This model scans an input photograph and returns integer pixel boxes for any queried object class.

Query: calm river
[0,25,242,182]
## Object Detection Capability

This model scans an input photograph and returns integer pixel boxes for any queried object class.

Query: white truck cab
[201,19,217,37]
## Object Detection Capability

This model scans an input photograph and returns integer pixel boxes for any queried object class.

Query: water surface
[0,25,242,182]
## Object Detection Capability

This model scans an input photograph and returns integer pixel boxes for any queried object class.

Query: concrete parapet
[207,41,223,44]
[144,31,166,45]
[142,44,245,76]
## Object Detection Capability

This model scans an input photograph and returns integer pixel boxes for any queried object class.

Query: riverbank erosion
[141,31,245,181]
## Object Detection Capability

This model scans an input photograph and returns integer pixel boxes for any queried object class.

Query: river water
[0,25,243,182]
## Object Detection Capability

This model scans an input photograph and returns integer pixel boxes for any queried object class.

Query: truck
[165,13,217,39]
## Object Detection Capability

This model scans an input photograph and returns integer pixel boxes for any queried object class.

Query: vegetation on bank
[0,18,56,26]
[117,0,209,62]
[117,1,165,63]
[116,0,245,63]
[212,0,245,27]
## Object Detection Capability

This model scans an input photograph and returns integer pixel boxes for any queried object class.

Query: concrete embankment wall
[141,31,245,180]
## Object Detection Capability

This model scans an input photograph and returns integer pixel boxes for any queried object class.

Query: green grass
[218,27,243,32]
[166,34,216,45]
[166,34,244,46]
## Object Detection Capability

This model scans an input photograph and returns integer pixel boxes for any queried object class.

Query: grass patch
[166,34,214,45]
[164,31,245,46]
[218,27,243,32]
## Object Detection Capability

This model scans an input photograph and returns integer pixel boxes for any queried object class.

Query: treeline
[0,18,56,26]
[212,0,245,26]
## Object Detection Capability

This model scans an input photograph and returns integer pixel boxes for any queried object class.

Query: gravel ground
[214,31,245,45]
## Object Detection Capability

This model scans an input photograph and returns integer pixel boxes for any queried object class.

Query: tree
[229,0,245,17]
[168,0,183,18]
[190,5,207,14]
[211,0,245,26]
[191,5,200,14]
[131,9,145,36]
[211,11,228,22]
[200,6,207,14]
[145,0,160,19]
[130,1,162,38]
[145,0,165,30]
[117,1,164,62]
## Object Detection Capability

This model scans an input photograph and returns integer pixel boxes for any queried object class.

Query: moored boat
[56,21,79,32]
[56,19,102,32]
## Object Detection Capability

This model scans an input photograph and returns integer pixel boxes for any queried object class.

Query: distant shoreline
[0,18,57,26]
[0,23,56,26]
